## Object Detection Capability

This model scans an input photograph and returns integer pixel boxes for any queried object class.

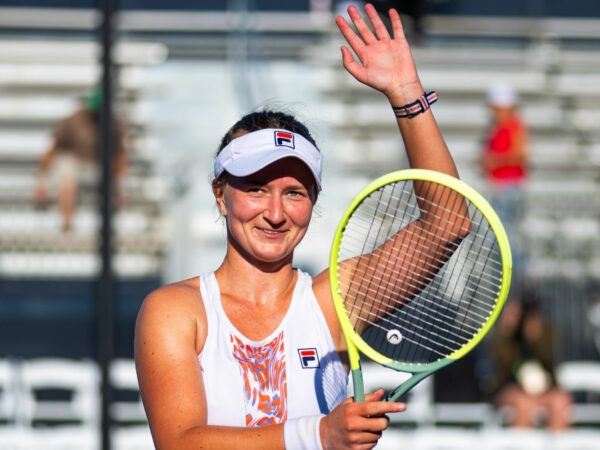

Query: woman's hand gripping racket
[330,169,512,402]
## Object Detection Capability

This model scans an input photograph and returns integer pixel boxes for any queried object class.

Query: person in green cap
[34,88,128,232]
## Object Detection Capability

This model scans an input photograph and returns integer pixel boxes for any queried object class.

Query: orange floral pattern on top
[230,331,287,427]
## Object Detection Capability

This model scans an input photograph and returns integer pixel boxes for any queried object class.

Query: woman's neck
[214,257,298,341]
[215,249,296,306]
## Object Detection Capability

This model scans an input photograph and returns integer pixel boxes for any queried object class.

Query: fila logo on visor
[298,348,320,369]
[274,130,295,149]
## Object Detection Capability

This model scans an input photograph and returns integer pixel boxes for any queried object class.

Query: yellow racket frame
[329,169,512,402]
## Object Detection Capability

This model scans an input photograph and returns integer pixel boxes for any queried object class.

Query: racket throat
[384,371,431,402]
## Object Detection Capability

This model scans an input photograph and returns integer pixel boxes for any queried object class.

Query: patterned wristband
[392,91,438,119]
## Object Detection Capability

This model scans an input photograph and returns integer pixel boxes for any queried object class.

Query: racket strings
[343,235,502,318]
[344,213,500,319]
[345,280,492,359]
[351,238,501,353]
[342,184,471,239]
[337,180,505,363]
[347,272,494,338]
[341,204,502,290]
[346,262,501,360]
[354,312,459,357]
[350,186,417,329]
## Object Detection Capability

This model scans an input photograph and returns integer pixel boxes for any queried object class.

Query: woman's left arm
[334,4,470,328]
[336,3,460,178]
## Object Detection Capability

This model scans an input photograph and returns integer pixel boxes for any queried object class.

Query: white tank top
[198,270,347,427]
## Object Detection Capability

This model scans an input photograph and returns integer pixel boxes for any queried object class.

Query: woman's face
[215,157,317,266]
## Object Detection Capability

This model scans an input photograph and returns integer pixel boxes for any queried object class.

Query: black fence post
[98,0,116,449]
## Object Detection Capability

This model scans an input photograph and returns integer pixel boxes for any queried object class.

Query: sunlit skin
[213,157,317,272]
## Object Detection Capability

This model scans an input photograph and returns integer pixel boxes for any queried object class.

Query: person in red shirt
[480,81,529,286]
[481,82,529,185]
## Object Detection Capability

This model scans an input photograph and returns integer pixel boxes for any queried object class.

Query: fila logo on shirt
[274,130,295,149]
[298,348,320,369]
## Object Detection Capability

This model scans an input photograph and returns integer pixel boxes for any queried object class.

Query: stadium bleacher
[0,39,168,279]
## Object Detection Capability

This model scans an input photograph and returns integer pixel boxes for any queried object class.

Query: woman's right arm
[135,280,283,450]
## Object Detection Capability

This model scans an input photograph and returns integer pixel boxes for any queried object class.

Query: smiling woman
[134,4,464,450]
[211,116,322,269]
[216,152,317,267]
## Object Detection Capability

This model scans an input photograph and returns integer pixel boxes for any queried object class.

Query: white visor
[214,128,322,191]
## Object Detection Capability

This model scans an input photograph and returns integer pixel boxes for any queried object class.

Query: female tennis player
[135,3,463,449]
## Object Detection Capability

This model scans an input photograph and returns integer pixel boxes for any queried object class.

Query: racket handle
[351,368,365,402]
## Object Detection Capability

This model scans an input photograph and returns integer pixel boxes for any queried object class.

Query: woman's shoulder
[139,276,204,321]
[135,276,209,372]
[305,267,329,299]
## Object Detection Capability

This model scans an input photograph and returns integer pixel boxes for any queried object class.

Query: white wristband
[283,415,324,450]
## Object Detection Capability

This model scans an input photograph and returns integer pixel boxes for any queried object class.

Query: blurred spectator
[34,88,127,232]
[480,82,529,285]
[488,293,572,430]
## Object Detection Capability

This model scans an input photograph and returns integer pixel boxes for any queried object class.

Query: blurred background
[0,0,599,448]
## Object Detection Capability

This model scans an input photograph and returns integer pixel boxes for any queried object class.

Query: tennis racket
[329,168,512,402]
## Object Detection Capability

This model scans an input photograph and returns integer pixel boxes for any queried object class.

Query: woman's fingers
[363,3,392,41]
[388,7,406,40]
[346,4,379,45]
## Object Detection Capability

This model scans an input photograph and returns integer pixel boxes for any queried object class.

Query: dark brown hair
[217,110,318,154]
